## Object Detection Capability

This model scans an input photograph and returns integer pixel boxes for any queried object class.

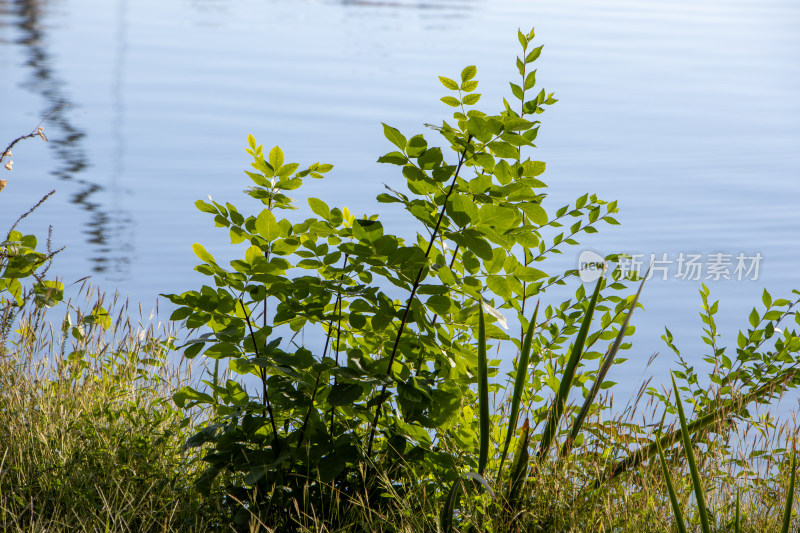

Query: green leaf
[749,308,759,328]
[33,280,64,308]
[427,295,454,315]
[195,200,218,214]
[256,209,281,241]
[503,116,534,132]
[328,383,364,406]
[462,93,481,106]
[353,219,384,243]
[170,307,192,321]
[204,342,240,359]
[173,386,215,407]
[519,203,548,225]
[308,198,330,220]
[525,45,543,63]
[382,123,407,150]
[459,230,493,261]
[524,70,536,90]
[377,151,408,165]
[510,83,524,101]
[517,28,527,48]
[225,380,250,406]
[440,96,461,107]
[460,80,478,92]
[406,135,428,158]
[192,243,216,265]
[268,146,284,170]
[318,452,347,482]
[487,276,511,299]
[438,76,459,90]
[418,147,443,170]
[461,65,477,82]
[487,141,518,159]
[522,160,546,177]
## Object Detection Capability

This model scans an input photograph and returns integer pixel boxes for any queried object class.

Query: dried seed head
[38,127,48,142]
[0,179,6,192]
[4,160,12,171]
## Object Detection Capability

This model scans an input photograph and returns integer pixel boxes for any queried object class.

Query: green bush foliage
[3,26,800,533]
[163,28,648,530]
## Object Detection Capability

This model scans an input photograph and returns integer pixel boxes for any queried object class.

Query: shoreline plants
[3,26,800,532]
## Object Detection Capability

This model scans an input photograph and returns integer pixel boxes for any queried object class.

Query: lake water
[2,0,800,406]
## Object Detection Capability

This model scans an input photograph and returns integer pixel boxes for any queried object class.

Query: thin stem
[414,243,461,376]
[365,136,472,457]
[240,298,280,455]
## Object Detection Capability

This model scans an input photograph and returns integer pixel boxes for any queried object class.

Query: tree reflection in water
[7,0,131,276]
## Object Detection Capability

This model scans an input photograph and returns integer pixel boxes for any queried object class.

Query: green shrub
[166,26,800,532]
[165,27,641,531]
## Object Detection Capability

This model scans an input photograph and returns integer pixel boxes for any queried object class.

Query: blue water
[2,0,800,407]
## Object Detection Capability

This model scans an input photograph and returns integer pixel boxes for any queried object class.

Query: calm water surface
[2,0,800,404]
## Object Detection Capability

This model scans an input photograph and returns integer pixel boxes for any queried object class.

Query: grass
[0,284,227,532]
[1,283,798,531]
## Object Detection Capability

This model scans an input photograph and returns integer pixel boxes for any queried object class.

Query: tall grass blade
[656,434,687,533]
[562,272,647,457]
[781,450,796,533]
[671,373,711,533]
[507,417,530,513]
[735,488,741,533]
[536,276,603,461]
[441,472,496,533]
[595,366,800,488]
[478,304,490,476]
[441,476,463,533]
[500,301,539,473]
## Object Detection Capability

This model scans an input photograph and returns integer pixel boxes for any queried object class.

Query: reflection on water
[337,0,473,8]
[9,0,131,276]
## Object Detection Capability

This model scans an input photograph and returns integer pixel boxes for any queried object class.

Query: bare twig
[1,107,63,177]
[7,190,56,238]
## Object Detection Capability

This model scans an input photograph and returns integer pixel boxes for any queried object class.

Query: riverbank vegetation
[2,27,800,532]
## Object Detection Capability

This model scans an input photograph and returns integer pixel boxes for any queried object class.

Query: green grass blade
[440,472,496,533]
[671,373,711,533]
[656,434,687,533]
[735,488,740,533]
[500,301,539,474]
[595,365,800,489]
[536,276,603,461]
[781,450,796,533]
[562,273,647,457]
[441,476,463,533]
[478,304,490,476]
[507,417,530,512]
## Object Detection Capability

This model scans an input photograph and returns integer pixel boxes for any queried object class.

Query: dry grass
[0,283,226,532]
